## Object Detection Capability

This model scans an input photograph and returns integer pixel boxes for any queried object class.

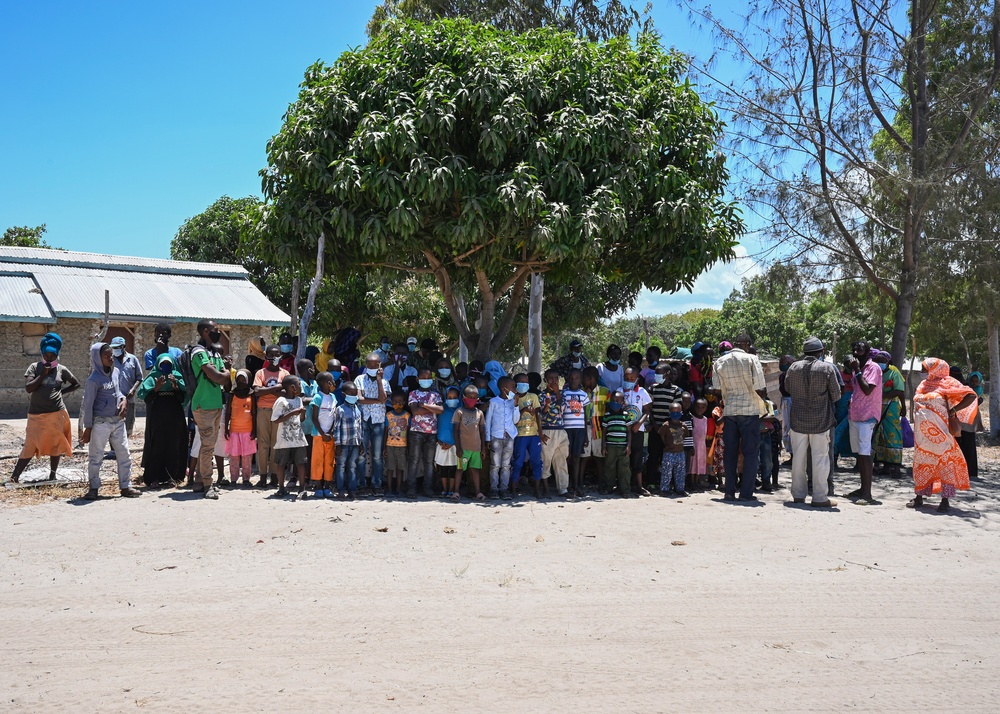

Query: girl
[436,386,461,499]
[690,398,709,490]
[710,402,726,489]
[657,401,688,496]
[225,370,257,487]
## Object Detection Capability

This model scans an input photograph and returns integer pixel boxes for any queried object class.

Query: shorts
[385,445,407,472]
[459,450,483,470]
[849,419,877,456]
[191,425,227,459]
[582,423,605,458]
[565,428,587,457]
[435,443,458,467]
[275,446,309,466]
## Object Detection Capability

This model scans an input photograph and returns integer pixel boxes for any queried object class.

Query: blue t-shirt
[300,379,319,436]
[437,406,458,445]
[144,346,183,371]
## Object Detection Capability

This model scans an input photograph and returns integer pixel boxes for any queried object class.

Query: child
[333,381,365,498]
[81,342,141,500]
[224,369,257,487]
[680,391,695,481]
[711,403,726,489]
[658,401,688,497]
[271,375,308,498]
[601,390,633,497]
[407,368,443,498]
[758,398,779,493]
[384,393,410,496]
[561,369,591,497]
[539,369,569,496]
[296,358,318,493]
[581,366,607,493]
[623,366,652,496]
[310,372,338,498]
[689,398,710,490]
[454,385,486,501]
[436,387,461,499]
[485,376,518,500]
[253,344,289,488]
[511,373,546,499]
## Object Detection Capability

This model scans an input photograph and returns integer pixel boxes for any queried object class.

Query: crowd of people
[8,322,985,512]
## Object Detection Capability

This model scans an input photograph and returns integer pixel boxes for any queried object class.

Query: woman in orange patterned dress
[909,358,978,513]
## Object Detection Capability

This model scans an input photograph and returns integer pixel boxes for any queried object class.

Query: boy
[333,381,365,498]
[511,373,545,499]
[253,344,289,488]
[623,366,652,496]
[310,372,338,497]
[657,401,688,497]
[296,358,319,493]
[680,391,695,480]
[436,386,462,498]
[384,393,410,497]
[539,369,569,496]
[454,385,487,501]
[757,397,779,493]
[485,376,518,500]
[561,369,591,498]
[601,390,633,497]
[81,342,141,500]
[646,364,683,490]
[406,368,443,497]
[581,366,608,493]
[271,375,308,498]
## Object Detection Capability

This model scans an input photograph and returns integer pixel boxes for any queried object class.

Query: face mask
[269,356,280,367]
[208,330,222,343]
[463,397,479,408]
[344,394,359,405]
[381,342,391,352]
[608,401,623,412]
[407,344,416,352]
[331,372,342,383]
[159,362,172,375]
[648,360,659,368]
[366,367,379,377]
[112,348,124,358]
[571,350,582,357]
[445,398,460,408]
[418,379,434,389]
[780,364,790,373]
[515,383,530,394]
[624,381,635,390]
[653,374,665,384]
[608,358,620,365]
[438,368,452,379]
[879,362,889,372]
[280,344,293,354]
[45,359,59,369]
[478,388,487,398]
[669,411,684,420]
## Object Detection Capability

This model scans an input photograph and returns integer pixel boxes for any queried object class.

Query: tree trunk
[527,273,544,373]
[988,308,1000,438]
[296,232,325,362]
[890,266,917,367]
[290,277,301,336]
[456,293,469,363]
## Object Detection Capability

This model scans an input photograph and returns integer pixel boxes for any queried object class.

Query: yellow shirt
[514,393,540,437]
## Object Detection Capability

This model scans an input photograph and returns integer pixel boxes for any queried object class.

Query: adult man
[711,331,767,501]
[354,352,390,496]
[784,337,841,508]
[549,339,590,379]
[190,319,232,500]
[596,344,624,392]
[110,336,143,438]
[143,323,182,371]
[384,343,417,395]
[845,340,882,505]
[410,338,439,373]
[646,363,684,488]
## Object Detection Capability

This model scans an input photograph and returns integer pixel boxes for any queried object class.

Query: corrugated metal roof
[25,264,289,325]
[0,273,56,322]
[0,246,248,278]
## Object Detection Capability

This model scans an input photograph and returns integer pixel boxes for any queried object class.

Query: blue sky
[1,0,756,316]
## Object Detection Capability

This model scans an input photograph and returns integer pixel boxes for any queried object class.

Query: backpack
[177,344,207,404]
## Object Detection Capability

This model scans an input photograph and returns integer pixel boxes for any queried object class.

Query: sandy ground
[3,418,1000,711]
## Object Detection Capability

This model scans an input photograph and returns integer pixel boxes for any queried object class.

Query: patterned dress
[913,358,978,498]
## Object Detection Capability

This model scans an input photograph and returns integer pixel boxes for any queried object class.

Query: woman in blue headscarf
[9,333,80,483]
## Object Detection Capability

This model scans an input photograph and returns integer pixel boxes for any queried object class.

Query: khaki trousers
[192,408,222,488]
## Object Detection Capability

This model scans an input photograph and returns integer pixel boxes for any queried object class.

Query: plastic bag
[901,416,914,448]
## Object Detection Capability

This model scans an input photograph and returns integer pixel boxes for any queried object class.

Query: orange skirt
[19,410,74,459]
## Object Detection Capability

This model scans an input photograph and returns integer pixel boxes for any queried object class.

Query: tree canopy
[2,224,57,249]
[253,19,743,360]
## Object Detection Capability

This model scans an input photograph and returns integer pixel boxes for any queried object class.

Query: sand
[3,419,1000,711]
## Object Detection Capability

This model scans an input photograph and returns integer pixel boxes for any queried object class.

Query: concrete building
[0,246,289,415]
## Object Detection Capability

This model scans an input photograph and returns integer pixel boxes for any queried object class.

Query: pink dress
[691,415,708,475]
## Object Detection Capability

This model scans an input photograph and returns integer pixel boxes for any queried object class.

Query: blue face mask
[344,394,359,405]
[608,358,620,365]
[653,374,665,384]
[332,372,342,383]
[608,401,623,412]
[279,344,293,354]
[624,381,635,390]
[445,398,460,408]
[438,368,452,379]
[381,342,391,352]
[780,364,790,372]
[515,382,530,394]
[648,359,659,368]
[366,367,379,377]
[477,388,487,398]
[669,411,683,420]
[879,362,889,372]
[407,344,416,352]
[418,379,434,389]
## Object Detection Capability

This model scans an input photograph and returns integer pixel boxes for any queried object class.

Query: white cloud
[623,244,762,317]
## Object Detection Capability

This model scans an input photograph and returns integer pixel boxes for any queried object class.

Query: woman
[245,336,266,381]
[138,353,188,488]
[873,351,906,477]
[950,366,981,480]
[909,358,978,512]
[10,333,80,483]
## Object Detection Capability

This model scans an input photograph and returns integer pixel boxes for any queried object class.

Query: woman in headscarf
[950,367,982,480]
[908,358,978,512]
[483,360,507,400]
[10,333,80,483]
[245,336,266,381]
[872,351,906,478]
[315,339,334,373]
[138,353,188,488]
[332,327,363,376]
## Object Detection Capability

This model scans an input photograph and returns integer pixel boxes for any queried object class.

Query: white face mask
[366,367,379,377]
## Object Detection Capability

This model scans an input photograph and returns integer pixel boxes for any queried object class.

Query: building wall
[1,319,273,416]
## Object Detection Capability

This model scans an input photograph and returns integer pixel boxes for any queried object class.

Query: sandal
[639,488,652,497]
[450,492,461,501]
[475,492,485,501]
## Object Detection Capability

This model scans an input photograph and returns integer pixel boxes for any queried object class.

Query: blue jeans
[335,444,360,493]
[357,419,386,489]
[723,415,761,499]
[406,431,436,493]
[512,435,543,482]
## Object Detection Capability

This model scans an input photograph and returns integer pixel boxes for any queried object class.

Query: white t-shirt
[271,396,308,449]
[624,387,652,432]
[597,363,624,392]
[313,391,336,433]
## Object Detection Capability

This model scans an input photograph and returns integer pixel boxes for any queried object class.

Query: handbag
[901,416,914,448]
